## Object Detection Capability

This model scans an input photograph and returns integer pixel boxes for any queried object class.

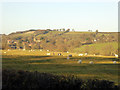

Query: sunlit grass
[2,50,119,85]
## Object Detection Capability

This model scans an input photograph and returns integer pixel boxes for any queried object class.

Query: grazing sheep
[89,61,93,64]
[85,53,88,56]
[4,52,6,54]
[23,49,25,51]
[78,60,82,64]
[47,50,49,52]
[7,49,10,51]
[113,61,116,64]
[47,53,50,55]
[40,49,42,51]
[67,51,69,53]
[78,54,83,56]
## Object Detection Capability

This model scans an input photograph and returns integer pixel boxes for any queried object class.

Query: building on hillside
[7,40,11,44]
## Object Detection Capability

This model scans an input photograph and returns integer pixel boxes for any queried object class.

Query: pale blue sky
[1,1,118,34]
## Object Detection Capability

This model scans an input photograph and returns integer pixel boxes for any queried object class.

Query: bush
[2,69,118,90]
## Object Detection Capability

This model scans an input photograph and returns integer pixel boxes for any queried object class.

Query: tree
[66,29,70,32]
[96,30,98,34]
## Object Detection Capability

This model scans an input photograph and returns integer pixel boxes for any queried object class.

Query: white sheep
[78,54,83,56]
[67,51,69,53]
[8,49,10,51]
[47,53,50,55]
[89,61,93,64]
[85,53,88,56]
[113,61,116,64]
[78,60,82,64]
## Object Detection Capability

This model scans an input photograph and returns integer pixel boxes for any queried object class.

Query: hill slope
[1,30,118,56]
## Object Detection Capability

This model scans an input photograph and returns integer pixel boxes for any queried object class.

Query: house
[7,40,11,44]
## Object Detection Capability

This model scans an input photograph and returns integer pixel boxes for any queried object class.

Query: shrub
[2,69,118,90]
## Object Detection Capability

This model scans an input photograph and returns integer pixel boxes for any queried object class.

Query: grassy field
[74,42,118,54]
[1,50,119,85]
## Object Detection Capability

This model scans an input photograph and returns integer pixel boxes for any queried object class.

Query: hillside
[1,29,118,56]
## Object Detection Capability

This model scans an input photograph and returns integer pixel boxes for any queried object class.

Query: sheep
[67,51,69,53]
[113,61,116,64]
[89,61,93,64]
[4,52,6,54]
[78,60,82,64]
[7,49,10,51]
[47,50,49,52]
[85,53,88,56]
[78,54,83,56]
[47,53,50,55]
[40,49,42,51]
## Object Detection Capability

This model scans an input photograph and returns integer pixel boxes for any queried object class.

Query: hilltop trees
[96,30,98,34]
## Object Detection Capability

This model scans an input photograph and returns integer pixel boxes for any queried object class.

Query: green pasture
[1,50,119,85]
[74,42,118,54]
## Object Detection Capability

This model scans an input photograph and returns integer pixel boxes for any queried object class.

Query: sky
[0,0,119,34]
